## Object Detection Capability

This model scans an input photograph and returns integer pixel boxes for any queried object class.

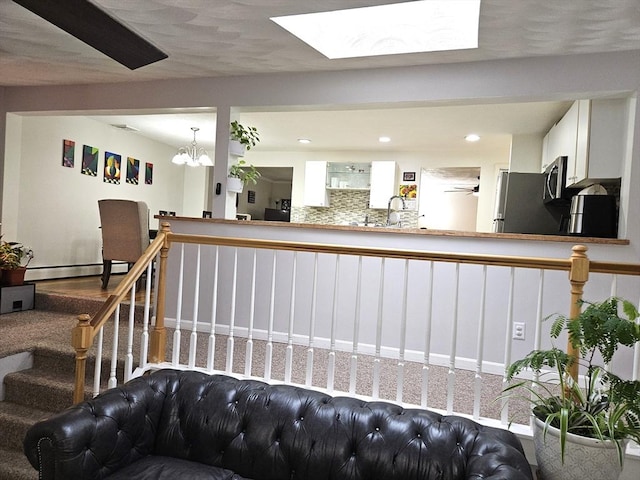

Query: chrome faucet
[386,195,406,226]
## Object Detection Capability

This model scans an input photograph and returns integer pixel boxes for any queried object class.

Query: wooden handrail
[71,222,171,403]
[165,233,576,271]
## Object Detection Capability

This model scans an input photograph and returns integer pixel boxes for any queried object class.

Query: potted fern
[503,297,640,480]
[227,159,261,193]
[229,121,260,157]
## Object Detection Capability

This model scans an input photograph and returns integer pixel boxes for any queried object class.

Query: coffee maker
[569,194,617,238]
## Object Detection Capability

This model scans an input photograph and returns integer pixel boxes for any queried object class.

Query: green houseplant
[229,121,260,155]
[503,297,640,479]
[227,159,261,193]
[0,239,34,286]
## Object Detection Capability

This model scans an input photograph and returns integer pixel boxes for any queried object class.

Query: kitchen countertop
[155,216,629,245]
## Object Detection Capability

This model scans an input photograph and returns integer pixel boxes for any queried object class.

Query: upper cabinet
[542,98,626,188]
[571,98,626,187]
[326,162,371,190]
[303,160,398,209]
[303,161,330,207]
[542,101,579,173]
[369,161,398,209]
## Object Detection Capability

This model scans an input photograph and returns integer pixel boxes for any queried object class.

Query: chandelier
[171,127,213,167]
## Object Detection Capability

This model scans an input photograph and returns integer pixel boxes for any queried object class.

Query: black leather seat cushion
[107,456,250,480]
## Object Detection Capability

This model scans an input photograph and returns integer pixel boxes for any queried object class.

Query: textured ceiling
[1,0,639,87]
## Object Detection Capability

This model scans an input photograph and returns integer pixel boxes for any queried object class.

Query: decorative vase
[1,266,27,286]
[229,139,245,157]
[227,176,244,193]
[533,416,624,480]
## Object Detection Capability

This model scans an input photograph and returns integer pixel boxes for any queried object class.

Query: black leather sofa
[24,369,533,480]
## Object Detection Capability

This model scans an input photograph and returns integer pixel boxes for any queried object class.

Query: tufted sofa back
[150,370,530,480]
[25,369,532,479]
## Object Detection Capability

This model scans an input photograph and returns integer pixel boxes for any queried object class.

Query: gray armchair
[98,199,150,289]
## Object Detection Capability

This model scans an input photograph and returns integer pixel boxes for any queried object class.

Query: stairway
[0,292,135,480]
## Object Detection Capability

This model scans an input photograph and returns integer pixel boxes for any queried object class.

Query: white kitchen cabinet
[303,161,330,207]
[570,98,626,187]
[541,100,578,173]
[369,161,398,209]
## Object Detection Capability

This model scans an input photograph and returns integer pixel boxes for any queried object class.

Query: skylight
[271,0,481,59]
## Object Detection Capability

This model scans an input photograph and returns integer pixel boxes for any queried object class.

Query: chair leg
[101,260,112,289]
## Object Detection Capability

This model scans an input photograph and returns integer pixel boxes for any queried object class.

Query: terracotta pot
[533,416,624,480]
[1,266,27,286]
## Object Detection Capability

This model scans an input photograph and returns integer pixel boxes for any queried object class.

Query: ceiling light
[271,0,480,59]
[171,127,213,167]
[465,134,480,142]
[298,138,312,144]
[379,136,391,143]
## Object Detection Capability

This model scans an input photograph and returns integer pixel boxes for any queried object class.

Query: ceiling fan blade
[13,0,168,70]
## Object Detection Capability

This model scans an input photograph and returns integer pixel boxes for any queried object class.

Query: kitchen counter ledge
[156,216,629,246]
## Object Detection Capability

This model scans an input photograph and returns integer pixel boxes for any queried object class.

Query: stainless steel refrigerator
[493,172,568,234]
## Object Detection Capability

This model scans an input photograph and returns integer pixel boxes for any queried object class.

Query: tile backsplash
[291,190,418,228]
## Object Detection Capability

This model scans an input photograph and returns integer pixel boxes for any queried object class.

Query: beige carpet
[0,303,531,426]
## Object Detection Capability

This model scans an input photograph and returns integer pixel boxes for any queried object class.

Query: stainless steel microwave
[543,156,568,204]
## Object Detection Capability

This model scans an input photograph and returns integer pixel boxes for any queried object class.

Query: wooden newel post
[568,245,589,382]
[71,313,92,404]
[149,222,170,363]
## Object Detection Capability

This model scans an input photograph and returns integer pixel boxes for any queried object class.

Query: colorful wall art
[145,162,153,185]
[103,152,121,184]
[126,157,140,185]
[81,145,98,176]
[62,139,75,168]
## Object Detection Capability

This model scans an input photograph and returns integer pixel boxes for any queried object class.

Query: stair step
[0,446,37,480]
[32,344,124,379]
[3,368,94,413]
[0,402,52,451]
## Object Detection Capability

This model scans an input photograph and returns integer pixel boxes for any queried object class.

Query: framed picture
[403,171,416,182]
[62,139,75,168]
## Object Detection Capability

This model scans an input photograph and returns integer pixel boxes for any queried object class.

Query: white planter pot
[533,416,624,480]
[229,139,245,157]
[227,176,244,193]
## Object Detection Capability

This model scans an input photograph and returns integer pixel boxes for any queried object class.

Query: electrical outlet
[513,322,525,340]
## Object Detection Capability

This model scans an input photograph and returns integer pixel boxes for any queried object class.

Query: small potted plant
[502,297,640,480]
[227,159,261,193]
[0,239,34,286]
[229,121,260,157]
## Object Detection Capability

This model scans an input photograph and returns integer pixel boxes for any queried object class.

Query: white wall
[2,115,186,279]
[510,134,545,173]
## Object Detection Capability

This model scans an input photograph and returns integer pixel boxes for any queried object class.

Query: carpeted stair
[0,293,134,480]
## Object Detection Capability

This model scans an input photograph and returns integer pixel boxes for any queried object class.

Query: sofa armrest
[24,374,169,480]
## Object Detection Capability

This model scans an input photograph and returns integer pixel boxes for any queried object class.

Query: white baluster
[108,305,120,389]
[349,256,363,394]
[226,247,238,373]
[285,252,297,383]
[139,261,153,370]
[473,265,487,420]
[93,326,104,397]
[245,249,257,377]
[327,255,340,392]
[207,246,219,372]
[397,259,409,403]
[265,250,276,381]
[501,267,516,425]
[124,282,136,382]
[373,258,385,400]
[188,245,201,369]
[172,244,185,366]
[421,261,434,408]
[306,253,319,386]
[446,263,460,415]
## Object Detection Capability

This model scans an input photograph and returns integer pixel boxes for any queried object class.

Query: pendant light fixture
[171,127,213,167]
